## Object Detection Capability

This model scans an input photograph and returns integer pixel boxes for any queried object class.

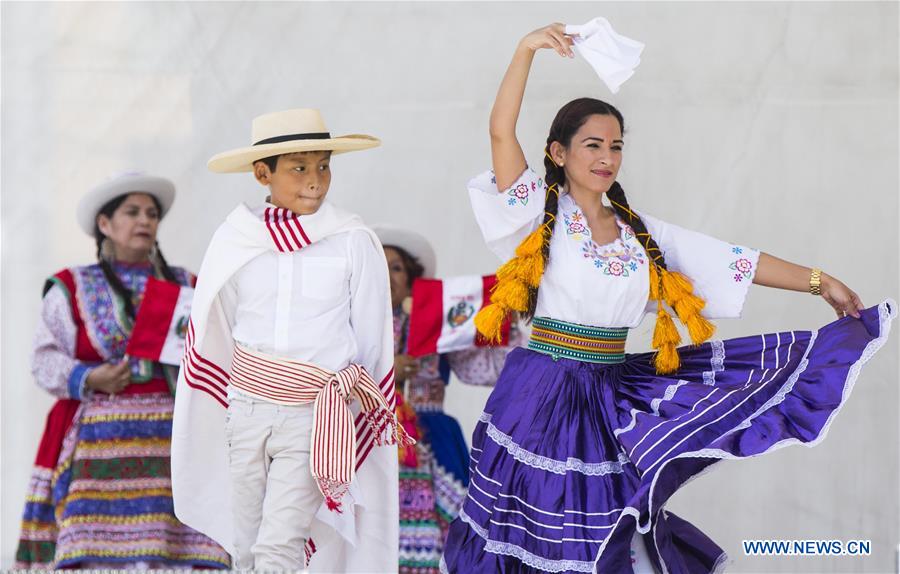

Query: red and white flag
[406,275,510,357]
[127,277,194,365]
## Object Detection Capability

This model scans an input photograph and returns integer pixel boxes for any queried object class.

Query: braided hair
[475,98,715,373]
[93,193,178,319]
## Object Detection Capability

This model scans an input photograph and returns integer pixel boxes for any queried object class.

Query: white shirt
[219,204,388,375]
[468,168,760,329]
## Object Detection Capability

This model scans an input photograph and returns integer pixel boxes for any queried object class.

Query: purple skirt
[441,300,896,573]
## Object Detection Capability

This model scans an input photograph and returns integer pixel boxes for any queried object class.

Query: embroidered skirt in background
[16,391,230,569]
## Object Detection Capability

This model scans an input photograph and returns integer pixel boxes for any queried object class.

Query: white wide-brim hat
[373,225,437,278]
[208,108,381,173]
[76,171,176,236]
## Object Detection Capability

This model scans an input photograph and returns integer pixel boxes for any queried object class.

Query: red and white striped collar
[254,202,313,252]
[225,200,366,255]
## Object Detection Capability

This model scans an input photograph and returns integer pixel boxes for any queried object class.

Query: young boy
[171,109,411,572]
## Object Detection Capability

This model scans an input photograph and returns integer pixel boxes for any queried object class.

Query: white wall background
[2,2,897,572]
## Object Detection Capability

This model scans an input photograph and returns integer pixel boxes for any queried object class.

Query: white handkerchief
[565,17,644,93]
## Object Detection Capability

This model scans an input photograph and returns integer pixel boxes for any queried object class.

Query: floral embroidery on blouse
[564,210,590,240]
[564,201,646,276]
[729,253,754,282]
[582,239,647,276]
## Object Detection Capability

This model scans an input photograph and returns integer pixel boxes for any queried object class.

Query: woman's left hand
[821,274,865,319]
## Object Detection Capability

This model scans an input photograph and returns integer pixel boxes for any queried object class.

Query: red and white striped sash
[230,344,414,512]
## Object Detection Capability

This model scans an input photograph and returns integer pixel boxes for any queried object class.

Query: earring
[100,237,115,262]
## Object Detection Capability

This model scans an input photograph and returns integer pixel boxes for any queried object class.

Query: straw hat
[76,171,175,236]
[208,108,380,173]
[373,225,436,278]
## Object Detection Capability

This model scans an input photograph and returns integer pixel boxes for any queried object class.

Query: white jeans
[225,394,323,571]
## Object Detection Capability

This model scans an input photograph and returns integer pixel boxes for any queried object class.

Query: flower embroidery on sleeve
[504,175,544,207]
[509,183,529,206]
[729,251,754,282]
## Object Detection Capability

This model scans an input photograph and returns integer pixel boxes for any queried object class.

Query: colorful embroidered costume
[15,262,230,569]
[440,167,896,573]
[394,306,518,572]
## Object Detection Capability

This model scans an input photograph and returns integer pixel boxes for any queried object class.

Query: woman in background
[375,226,521,573]
[15,172,230,569]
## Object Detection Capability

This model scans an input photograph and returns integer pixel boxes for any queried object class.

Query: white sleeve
[468,166,547,261]
[349,231,393,377]
[31,284,93,399]
[638,210,760,319]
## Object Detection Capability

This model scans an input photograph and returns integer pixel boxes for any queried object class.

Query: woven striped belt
[528,317,628,364]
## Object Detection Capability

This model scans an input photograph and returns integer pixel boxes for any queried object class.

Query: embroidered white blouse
[218,204,389,377]
[468,168,760,329]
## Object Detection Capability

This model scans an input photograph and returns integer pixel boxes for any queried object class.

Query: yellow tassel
[652,306,682,350]
[661,270,694,305]
[672,294,705,321]
[648,263,661,301]
[516,253,545,288]
[496,253,545,289]
[474,303,509,343]
[495,258,520,282]
[654,342,681,374]
[490,278,530,312]
[652,303,682,374]
[514,226,547,258]
[685,313,716,345]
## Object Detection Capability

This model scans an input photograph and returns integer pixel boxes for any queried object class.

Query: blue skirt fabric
[418,411,469,523]
[441,300,896,573]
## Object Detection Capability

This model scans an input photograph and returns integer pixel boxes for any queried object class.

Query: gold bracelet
[809,268,822,296]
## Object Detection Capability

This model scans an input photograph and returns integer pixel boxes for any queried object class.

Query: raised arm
[753,253,864,319]
[491,23,574,190]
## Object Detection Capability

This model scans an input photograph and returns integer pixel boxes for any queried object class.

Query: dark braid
[606,182,667,272]
[96,236,138,319]
[153,241,179,283]
[522,153,564,321]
